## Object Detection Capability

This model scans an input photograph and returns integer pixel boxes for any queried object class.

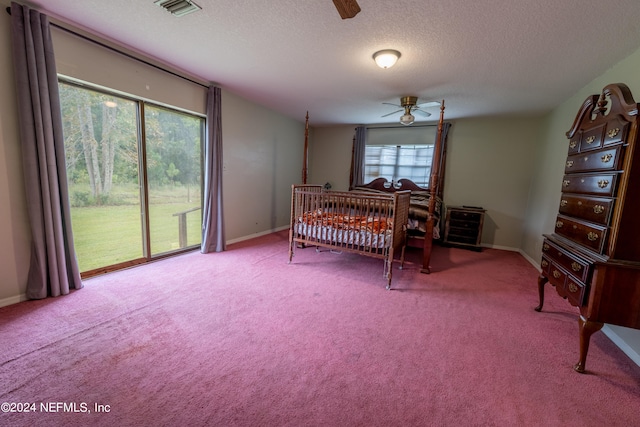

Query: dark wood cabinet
[536,83,640,373]
[443,206,485,251]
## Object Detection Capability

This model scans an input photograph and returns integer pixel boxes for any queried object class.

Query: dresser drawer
[554,215,608,253]
[449,223,478,240]
[558,195,613,226]
[579,125,605,152]
[447,234,478,246]
[449,210,482,223]
[564,146,623,173]
[547,263,567,289]
[544,256,589,308]
[565,276,588,307]
[568,137,579,154]
[542,238,592,282]
[541,255,553,277]
[603,119,629,146]
[561,173,617,196]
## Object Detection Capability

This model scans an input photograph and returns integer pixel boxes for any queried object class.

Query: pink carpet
[1,231,639,426]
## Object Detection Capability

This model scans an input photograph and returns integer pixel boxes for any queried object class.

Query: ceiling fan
[332,0,360,19]
[382,96,441,125]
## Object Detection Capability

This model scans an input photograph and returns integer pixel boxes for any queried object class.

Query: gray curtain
[10,2,82,298]
[436,122,452,190]
[350,126,365,189]
[440,122,452,149]
[201,85,226,253]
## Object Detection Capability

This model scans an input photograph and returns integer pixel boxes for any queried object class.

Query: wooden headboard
[354,177,427,193]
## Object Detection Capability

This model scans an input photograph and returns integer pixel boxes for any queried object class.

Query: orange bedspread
[301,210,392,234]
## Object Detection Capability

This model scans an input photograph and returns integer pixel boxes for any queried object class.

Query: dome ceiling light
[373,49,401,69]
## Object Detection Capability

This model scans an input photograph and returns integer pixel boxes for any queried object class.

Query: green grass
[70,184,201,272]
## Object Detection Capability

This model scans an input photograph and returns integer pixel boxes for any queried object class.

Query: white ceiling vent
[154,0,201,17]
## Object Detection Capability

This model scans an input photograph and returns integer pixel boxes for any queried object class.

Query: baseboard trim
[602,326,640,368]
[519,249,542,273]
[226,225,289,246]
[481,243,520,252]
[0,293,28,308]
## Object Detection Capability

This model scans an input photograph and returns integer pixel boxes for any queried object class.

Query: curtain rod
[6,6,209,89]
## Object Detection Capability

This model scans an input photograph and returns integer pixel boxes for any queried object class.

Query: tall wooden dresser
[535,83,640,373]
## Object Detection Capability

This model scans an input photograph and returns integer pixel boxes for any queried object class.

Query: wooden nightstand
[443,206,485,251]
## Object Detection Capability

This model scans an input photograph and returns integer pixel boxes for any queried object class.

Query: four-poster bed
[351,102,447,273]
[289,101,446,286]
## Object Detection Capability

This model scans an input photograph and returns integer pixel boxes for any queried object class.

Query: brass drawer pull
[597,180,609,188]
[601,153,613,163]
[587,232,599,241]
[543,243,549,251]
[563,180,570,187]
[593,205,605,214]
[568,282,578,293]
[541,260,549,268]
[556,221,564,229]
[607,128,620,138]
[560,199,568,207]
[586,136,596,144]
[566,160,574,168]
[553,270,561,279]
[571,262,582,272]
[570,140,578,149]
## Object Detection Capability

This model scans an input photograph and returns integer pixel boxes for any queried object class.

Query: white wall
[0,0,303,305]
[443,116,541,250]
[307,125,353,191]
[221,90,303,242]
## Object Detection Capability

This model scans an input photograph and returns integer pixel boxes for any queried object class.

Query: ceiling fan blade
[332,0,361,19]
[417,101,440,108]
[413,108,432,117]
[382,102,402,108]
[381,109,403,118]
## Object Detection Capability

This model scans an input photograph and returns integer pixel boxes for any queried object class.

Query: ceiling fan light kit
[382,96,440,125]
[400,113,415,125]
[373,49,401,69]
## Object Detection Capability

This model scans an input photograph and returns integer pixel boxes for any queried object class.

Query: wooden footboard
[288,185,410,289]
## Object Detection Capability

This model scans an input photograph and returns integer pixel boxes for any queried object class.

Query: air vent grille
[154,0,201,17]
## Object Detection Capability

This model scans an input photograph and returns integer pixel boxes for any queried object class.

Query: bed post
[302,111,309,184]
[421,100,445,274]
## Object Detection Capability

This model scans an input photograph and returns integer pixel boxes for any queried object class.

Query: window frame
[58,77,206,277]
[364,125,438,189]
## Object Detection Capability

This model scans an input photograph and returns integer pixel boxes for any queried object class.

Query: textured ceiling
[27,0,640,126]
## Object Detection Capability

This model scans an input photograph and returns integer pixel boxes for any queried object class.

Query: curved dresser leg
[534,274,548,312]
[574,316,604,373]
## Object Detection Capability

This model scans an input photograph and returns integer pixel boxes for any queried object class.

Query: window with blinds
[364,125,437,188]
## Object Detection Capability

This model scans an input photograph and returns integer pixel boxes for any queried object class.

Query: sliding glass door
[59,81,203,275]
[144,105,202,256]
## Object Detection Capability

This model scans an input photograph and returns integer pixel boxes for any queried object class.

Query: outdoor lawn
[70,184,201,272]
